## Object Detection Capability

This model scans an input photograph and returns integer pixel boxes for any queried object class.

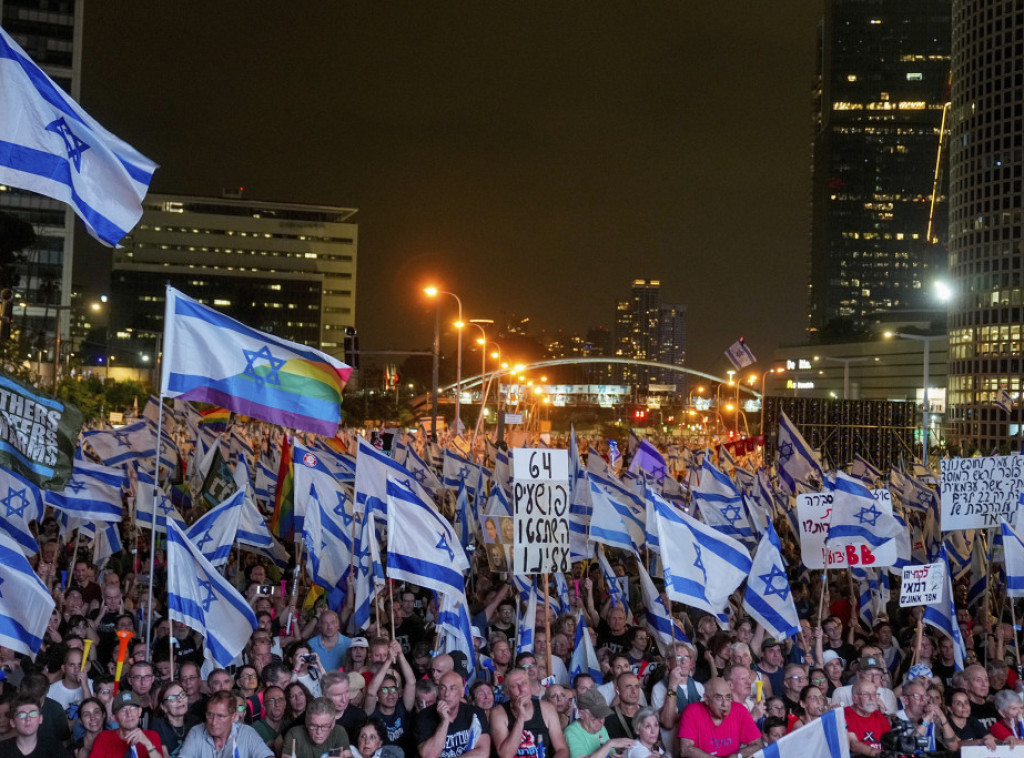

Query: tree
[0,212,35,290]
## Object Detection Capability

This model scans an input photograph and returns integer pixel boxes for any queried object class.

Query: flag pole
[146,394,168,659]
[542,572,552,676]
[1009,596,1024,682]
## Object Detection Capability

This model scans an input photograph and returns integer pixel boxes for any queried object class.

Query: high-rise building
[0,0,82,351]
[947,0,1024,451]
[808,0,951,336]
[107,193,357,366]
[612,279,687,392]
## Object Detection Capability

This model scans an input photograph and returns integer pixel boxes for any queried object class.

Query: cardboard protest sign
[899,562,944,606]
[512,449,570,574]
[941,455,1024,531]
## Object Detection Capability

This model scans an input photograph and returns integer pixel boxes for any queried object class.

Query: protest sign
[899,562,944,606]
[941,455,1024,531]
[0,371,82,489]
[512,448,570,574]
[963,748,1019,757]
[798,488,892,569]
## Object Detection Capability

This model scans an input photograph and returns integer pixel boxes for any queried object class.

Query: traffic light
[633,408,647,422]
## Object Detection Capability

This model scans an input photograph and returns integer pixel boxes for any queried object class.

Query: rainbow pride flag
[161,286,352,437]
[198,406,231,432]
[270,434,295,542]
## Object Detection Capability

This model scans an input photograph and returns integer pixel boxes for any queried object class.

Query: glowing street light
[424,286,463,438]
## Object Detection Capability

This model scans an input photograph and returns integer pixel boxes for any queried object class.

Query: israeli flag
[653,486,751,617]
[595,544,627,609]
[294,441,353,542]
[0,527,55,655]
[405,445,444,496]
[166,520,257,668]
[312,439,357,481]
[483,481,512,518]
[437,589,477,681]
[81,519,122,568]
[354,435,430,516]
[1001,520,1024,598]
[744,521,800,640]
[134,467,186,532]
[302,482,353,591]
[0,466,43,556]
[967,531,987,608]
[752,706,850,758]
[692,458,755,543]
[83,420,178,470]
[637,560,683,655]
[776,411,823,495]
[850,453,883,486]
[628,435,668,483]
[724,338,757,370]
[826,473,902,567]
[922,546,967,671]
[569,613,603,685]
[185,488,244,567]
[236,495,276,550]
[385,475,468,598]
[588,478,642,552]
[995,388,1015,414]
[516,581,537,655]
[0,26,156,245]
[45,459,124,523]
[352,511,383,631]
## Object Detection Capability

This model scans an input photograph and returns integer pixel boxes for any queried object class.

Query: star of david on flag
[744,522,800,640]
[0,527,54,655]
[0,26,156,246]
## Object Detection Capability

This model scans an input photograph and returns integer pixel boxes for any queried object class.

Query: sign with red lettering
[899,562,944,606]
[797,488,893,569]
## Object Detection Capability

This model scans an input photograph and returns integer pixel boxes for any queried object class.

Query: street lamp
[424,286,463,437]
[759,366,785,435]
[822,356,869,400]
[886,331,942,468]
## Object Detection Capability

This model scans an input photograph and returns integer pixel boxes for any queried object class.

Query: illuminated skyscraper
[808,0,951,335]
[613,279,686,391]
[947,0,1024,451]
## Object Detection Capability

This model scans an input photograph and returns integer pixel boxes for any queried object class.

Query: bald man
[678,677,762,758]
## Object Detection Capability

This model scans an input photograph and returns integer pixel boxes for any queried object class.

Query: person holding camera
[889,678,958,753]
[286,643,326,698]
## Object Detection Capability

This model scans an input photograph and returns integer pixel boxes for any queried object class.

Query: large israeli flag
[0,26,156,245]
[166,520,257,668]
[776,411,823,495]
[45,459,124,523]
[743,522,800,640]
[386,475,468,598]
[437,589,477,680]
[693,458,754,543]
[752,707,849,758]
[0,527,54,655]
[354,435,430,516]
[827,472,902,567]
[302,481,353,591]
[0,466,43,556]
[653,486,751,617]
[185,489,244,567]
[588,478,642,551]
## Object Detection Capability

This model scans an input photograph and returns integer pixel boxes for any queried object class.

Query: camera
[882,719,931,754]
[300,654,316,662]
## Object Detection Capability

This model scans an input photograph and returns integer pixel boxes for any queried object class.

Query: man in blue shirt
[307,611,350,672]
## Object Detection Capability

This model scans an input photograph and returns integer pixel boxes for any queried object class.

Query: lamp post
[424,287,462,436]
[758,367,784,436]
[823,356,869,399]
[887,331,942,468]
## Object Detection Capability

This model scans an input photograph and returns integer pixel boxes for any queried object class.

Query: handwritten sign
[941,455,1024,531]
[900,562,944,606]
[512,449,570,575]
[798,488,893,569]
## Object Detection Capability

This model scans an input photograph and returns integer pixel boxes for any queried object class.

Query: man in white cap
[832,656,897,714]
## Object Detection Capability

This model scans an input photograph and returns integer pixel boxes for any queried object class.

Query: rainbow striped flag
[270,434,295,542]
[198,406,232,432]
[161,286,352,436]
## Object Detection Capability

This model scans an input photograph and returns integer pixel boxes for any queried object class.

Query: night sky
[80,4,823,376]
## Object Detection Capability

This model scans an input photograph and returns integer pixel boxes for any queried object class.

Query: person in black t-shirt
[413,672,491,758]
[0,694,72,758]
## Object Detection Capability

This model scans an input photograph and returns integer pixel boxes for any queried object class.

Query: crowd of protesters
[2,435,1023,758]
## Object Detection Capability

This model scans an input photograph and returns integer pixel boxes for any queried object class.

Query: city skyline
[74,3,823,374]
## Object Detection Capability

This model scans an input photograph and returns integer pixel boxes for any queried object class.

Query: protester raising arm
[364,641,415,713]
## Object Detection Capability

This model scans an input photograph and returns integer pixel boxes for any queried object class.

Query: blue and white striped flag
[922,546,967,671]
[569,613,603,685]
[724,338,757,370]
[850,453,883,486]
[437,589,477,681]
[776,411,823,495]
[302,482,353,592]
[1001,520,1024,598]
[236,496,275,550]
[45,460,124,523]
[516,581,537,655]
[968,531,988,608]
[637,560,683,654]
[0,527,55,655]
[405,445,444,496]
[588,478,642,552]
[166,520,257,668]
[385,475,468,598]
[743,521,800,640]
[652,486,751,618]
[83,420,178,470]
[628,434,668,483]
[595,544,627,610]
[752,707,849,758]
[81,519,122,568]
[294,441,353,543]
[995,388,1015,414]
[185,489,244,567]
[134,468,186,532]
[0,26,156,246]
[483,482,512,518]
[693,458,754,543]
[826,473,902,567]
[354,435,430,516]
[352,511,382,631]
[0,466,43,556]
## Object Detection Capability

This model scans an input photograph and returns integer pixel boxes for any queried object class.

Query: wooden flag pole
[912,619,924,665]
[542,572,553,676]
[145,394,168,659]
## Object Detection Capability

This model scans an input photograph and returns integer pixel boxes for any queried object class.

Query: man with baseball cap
[90,692,163,758]
[831,656,897,714]
[564,690,634,758]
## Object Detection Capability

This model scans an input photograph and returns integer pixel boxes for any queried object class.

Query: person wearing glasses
[677,677,762,758]
[89,692,162,758]
[150,682,200,758]
[126,662,158,726]
[892,678,958,752]
[281,697,351,758]
[178,691,272,758]
[844,681,890,757]
[364,640,416,753]
[651,642,703,758]
[830,657,897,715]
[778,664,808,717]
[0,693,72,758]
